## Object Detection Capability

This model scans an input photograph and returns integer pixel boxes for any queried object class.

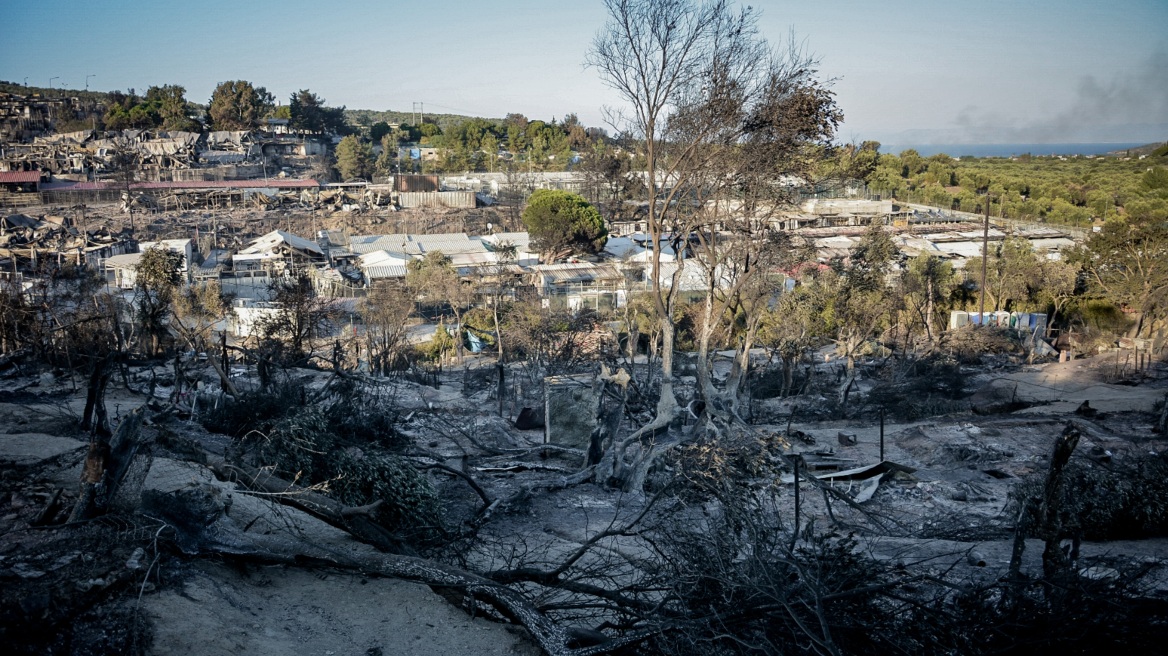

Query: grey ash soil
[2,349,1167,654]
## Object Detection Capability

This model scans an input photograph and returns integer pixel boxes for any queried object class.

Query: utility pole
[85,74,95,91]
[49,77,58,92]
[978,188,990,325]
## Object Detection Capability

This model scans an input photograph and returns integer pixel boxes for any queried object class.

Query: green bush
[330,450,442,538]
[417,324,456,361]
[1069,299,1135,336]
[205,382,437,540]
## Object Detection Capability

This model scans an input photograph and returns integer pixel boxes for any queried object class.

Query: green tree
[135,247,184,356]
[1069,212,1168,337]
[406,252,475,361]
[208,80,274,131]
[827,225,897,372]
[375,133,398,176]
[899,253,955,343]
[757,281,829,398]
[562,113,590,150]
[521,189,607,261]
[289,89,348,135]
[480,132,500,171]
[370,121,392,144]
[103,89,159,130]
[824,140,881,182]
[146,84,198,131]
[1142,166,1168,193]
[504,113,529,152]
[334,135,374,180]
[966,236,1042,312]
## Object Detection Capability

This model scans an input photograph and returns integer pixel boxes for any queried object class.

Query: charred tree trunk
[80,354,114,437]
[1039,423,1081,585]
[68,407,146,523]
[1005,422,1080,607]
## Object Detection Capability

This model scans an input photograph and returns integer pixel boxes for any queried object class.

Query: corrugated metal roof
[349,234,412,255]
[105,253,142,268]
[481,232,532,252]
[447,251,498,266]
[532,263,622,285]
[358,249,410,266]
[414,234,485,255]
[0,171,41,184]
[362,265,408,280]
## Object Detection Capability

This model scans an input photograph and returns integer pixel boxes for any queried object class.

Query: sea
[879,143,1149,158]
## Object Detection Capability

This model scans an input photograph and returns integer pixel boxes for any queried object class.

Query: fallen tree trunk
[208,458,413,554]
[148,477,655,656]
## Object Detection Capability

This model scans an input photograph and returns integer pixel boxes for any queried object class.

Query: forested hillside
[863,145,1168,226]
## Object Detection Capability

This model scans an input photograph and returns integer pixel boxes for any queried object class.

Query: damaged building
[0,212,133,270]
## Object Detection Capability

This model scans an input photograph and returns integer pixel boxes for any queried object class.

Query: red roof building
[0,170,42,184]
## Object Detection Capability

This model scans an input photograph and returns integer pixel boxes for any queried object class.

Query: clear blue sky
[2,0,1165,144]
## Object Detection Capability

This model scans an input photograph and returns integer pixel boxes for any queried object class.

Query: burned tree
[588,0,841,489]
[362,283,415,375]
[257,272,335,368]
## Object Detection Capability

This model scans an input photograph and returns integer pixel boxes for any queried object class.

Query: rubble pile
[0,212,131,265]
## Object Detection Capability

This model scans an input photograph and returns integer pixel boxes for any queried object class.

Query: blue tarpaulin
[466,331,484,353]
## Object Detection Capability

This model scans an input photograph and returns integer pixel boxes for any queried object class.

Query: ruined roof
[480,231,532,252]
[139,238,193,251]
[242,230,324,256]
[2,214,40,229]
[39,179,320,191]
[657,261,713,292]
